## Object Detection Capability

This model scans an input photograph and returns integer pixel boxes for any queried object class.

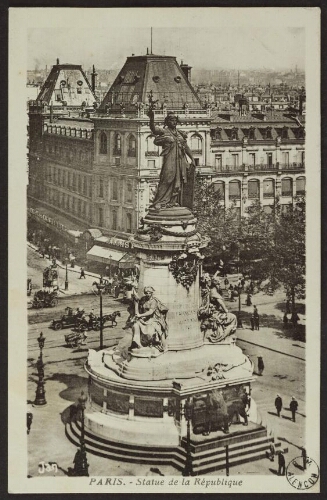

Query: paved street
[27,245,306,478]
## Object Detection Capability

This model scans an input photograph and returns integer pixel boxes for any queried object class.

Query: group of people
[275,394,299,422]
[283,311,300,328]
[250,305,260,331]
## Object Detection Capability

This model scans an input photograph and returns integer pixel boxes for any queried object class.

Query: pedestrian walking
[257,356,264,376]
[253,305,260,330]
[275,394,283,417]
[290,396,298,422]
[27,412,33,434]
[277,451,286,476]
[301,447,307,471]
[283,313,289,328]
[266,442,276,462]
[79,267,86,279]
[246,292,252,306]
[250,314,255,331]
[224,278,229,290]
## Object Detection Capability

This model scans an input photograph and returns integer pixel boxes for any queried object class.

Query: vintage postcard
[8,6,320,494]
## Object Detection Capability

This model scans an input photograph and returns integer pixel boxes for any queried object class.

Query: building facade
[27,55,306,268]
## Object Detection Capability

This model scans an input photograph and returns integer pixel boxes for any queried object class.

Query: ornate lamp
[72,391,89,476]
[33,333,47,406]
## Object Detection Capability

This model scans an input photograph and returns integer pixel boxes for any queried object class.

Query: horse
[103,310,121,327]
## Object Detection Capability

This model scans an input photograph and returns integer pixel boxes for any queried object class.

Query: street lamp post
[72,391,89,476]
[65,259,69,291]
[237,284,243,328]
[93,281,105,349]
[109,254,112,279]
[182,397,194,477]
[34,332,47,406]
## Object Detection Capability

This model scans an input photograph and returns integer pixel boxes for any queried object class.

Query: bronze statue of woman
[148,108,196,211]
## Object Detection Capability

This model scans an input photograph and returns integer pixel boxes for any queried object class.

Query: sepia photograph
[8,6,320,494]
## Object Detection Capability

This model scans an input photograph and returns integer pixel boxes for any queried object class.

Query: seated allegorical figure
[129,286,169,352]
[198,276,237,343]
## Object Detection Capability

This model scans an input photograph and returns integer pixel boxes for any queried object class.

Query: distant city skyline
[28,25,305,74]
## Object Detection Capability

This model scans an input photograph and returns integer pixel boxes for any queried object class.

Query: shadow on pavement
[274,301,306,315]
[278,437,303,451]
[282,415,293,421]
[235,312,306,341]
[46,373,88,403]
[268,468,278,475]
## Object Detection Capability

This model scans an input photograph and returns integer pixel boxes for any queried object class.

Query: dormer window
[298,127,305,139]
[231,127,238,140]
[248,127,255,140]
[212,127,222,140]
[282,127,288,139]
[266,127,272,139]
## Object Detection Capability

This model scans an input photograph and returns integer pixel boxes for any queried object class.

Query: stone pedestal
[82,206,257,462]
[133,206,207,351]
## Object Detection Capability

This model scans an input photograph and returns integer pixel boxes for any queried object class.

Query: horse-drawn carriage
[43,266,58,288]
[64,331,88,348]
[76,310,121,331]
[32,289,58,309]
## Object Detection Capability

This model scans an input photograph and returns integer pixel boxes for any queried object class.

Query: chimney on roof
[56,58,60,65]
[180,61,192,82]
[91,64,98,93]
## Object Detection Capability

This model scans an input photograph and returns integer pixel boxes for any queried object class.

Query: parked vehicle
[32,289,58,309]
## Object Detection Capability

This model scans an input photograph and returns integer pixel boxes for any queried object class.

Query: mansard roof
[98,53,202,113]
[36,63,96,107]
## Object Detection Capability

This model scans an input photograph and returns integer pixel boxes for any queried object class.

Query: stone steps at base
[65,422,185,470]
[66,421,286,474]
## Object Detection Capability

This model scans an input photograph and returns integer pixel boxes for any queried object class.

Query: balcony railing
[191,149,203,155]
[113,148,121,156]
[296,190,305,196]
[248,193,259,199]
[229,194,241,200]
[279,162,305,170]
[127,149,136,157]
[214,162,305,173]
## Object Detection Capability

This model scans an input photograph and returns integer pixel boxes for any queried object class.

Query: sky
[27,25,305,73]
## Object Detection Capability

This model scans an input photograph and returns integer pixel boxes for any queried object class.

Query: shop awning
[118,253,137,270]
[86,246,126,264]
